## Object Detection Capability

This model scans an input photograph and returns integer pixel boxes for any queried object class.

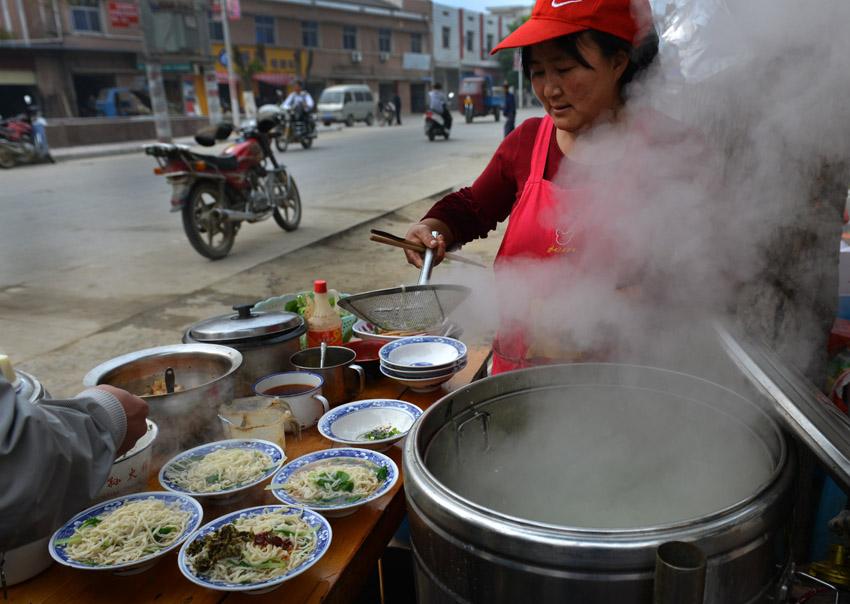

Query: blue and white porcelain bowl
[317,399,423,451]
[379,336,467,371]
[378,365,458,392]
[177,505,332,594]
[49,492,203,575]
[159,439,285,504]
[270,447,399,517]
[379,359,467,379]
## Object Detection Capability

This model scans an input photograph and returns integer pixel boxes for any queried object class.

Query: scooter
[425,110,451,141]
[144,118,302,260]
[0,95,51,168]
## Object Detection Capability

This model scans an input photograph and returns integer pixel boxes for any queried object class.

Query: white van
[317,85,375,127]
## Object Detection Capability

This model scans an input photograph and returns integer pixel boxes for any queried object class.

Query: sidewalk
[51,123,346,162]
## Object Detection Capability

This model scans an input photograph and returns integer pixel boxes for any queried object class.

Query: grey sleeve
[0,379,125,551]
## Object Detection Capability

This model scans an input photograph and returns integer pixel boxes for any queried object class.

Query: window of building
[378,28,391,53]
[486,33,493,51]
[209,20,223,42]
[343,25,357,50]
[302,20,318,47]
[466,30,474,52]
[410,32,422,53]
[70,0,102,33]
[441,26,450,49]
[255,15,275,45]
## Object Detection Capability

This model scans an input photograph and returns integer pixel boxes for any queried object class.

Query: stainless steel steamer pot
[183,303,306,397]
[403,364,794,604]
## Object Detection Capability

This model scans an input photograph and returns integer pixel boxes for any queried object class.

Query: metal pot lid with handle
[716,322,850,493]
[187,303,304,343]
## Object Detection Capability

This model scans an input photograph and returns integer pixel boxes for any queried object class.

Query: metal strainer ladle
[338,232,471,333]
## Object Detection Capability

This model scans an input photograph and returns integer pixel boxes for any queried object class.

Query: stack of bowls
[379,336,467,392]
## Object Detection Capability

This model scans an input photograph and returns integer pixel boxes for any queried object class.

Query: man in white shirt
[281,80,314,112]
[427,82,452,130]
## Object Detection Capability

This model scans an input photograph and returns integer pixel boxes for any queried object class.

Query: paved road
[1,110,539,362]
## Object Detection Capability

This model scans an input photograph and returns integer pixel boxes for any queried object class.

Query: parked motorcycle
[0,95,53,168]
[379,101,395,126]
[270,105,317,152]
[424,109,451,141]
[144,118,302,260]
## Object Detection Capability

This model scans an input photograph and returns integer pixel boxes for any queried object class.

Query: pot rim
[82,343,243,396]
[405,363,787,541]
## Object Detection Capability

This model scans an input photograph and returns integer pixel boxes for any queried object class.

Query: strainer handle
[418,230,439,285]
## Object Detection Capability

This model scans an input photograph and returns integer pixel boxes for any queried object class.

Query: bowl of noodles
[269,448,398,517]
[159,439,285,503]
[48,492,203,574]
[178,505,332,594]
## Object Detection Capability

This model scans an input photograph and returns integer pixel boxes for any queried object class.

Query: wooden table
[8,348,490,604]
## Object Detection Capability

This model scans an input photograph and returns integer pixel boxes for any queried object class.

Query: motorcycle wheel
[427,130,435,141]
[0,149,15,169]
[494,108,501,122]
[365,113,374,126]
[300,137,313,150]
[444,129,450,140]
[272,173,302,231]
[345,115,355,127]
[465,111,473,124]
[181,182,236,260]
[275,135,289,152]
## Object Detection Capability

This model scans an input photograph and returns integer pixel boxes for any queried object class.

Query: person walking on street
[393,92,402,125]
[503,81,517,138]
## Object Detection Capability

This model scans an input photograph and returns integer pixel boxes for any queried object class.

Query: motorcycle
[379,101,395,126]
[271,105,317,152]
[425,109,451,141]
[0,95,53,168]
[144,118,302,260]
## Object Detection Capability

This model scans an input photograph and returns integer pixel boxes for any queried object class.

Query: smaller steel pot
[183,303,306,397]
[15,369,50,404]
[290,346,365,407]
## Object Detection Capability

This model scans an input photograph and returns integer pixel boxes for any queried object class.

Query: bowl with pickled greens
[268,448,398,517]
[317,399,422,451]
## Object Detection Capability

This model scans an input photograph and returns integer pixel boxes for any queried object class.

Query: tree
[232,44,265,91]
[496,16,529,89]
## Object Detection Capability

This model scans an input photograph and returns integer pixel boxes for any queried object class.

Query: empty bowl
[379,336,467,371]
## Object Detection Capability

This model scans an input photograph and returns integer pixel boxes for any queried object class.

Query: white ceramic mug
[253,371,329,429]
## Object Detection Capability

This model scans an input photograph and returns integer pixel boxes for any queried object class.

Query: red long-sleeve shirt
[424,117,562,246]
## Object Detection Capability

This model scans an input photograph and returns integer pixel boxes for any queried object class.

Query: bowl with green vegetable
[254,291,356,344]
[268,447,398,517]
[317,399,423,451]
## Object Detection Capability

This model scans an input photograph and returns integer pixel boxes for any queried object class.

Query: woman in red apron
[403,0,657,373]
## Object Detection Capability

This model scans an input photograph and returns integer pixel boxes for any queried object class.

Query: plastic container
[306,280,343,347]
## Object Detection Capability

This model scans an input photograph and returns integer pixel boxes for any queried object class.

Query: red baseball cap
[491,0,653,55]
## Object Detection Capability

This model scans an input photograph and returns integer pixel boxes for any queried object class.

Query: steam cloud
[446,0,850,376]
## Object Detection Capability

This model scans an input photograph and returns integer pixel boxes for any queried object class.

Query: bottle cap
[314,280,328,294]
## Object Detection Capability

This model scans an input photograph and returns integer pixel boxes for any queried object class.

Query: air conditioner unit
[379,52,390,63]
[351,51,363,63]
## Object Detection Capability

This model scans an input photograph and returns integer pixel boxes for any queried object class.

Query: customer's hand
[404,223,447,269]
[94,385,149,457]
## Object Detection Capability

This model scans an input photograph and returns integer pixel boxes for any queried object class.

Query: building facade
[431,2,510,100]
[216,0,432,113]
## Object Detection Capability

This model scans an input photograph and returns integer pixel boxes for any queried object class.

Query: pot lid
[188,303,303,343]
[716,322,850,492]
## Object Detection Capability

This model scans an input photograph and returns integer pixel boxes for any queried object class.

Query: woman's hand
[404,222,448,269]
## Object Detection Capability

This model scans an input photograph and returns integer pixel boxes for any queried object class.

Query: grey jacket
[0,378,126,550]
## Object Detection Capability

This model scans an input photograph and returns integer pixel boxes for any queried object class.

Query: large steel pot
[403,364,794,604]
[183,303,306,397]
[83,344,242,456]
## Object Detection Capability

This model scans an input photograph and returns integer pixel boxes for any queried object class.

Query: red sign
[108,1,139,28]
[211,0,240,21]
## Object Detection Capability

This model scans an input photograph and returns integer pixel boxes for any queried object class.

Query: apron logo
[547,228,577,255]
[551,0,583,7]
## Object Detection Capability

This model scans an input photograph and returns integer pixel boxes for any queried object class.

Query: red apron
[491,115,582,374]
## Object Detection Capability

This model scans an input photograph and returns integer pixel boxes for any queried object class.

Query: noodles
[165,447,275,493]
[56,499,191,566]
[185,508,316,585]
[277,460,388,505]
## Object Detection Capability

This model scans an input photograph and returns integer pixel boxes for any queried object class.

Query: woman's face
[528,37,627,133]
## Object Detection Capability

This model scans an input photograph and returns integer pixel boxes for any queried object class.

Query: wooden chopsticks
[369,229,488,269]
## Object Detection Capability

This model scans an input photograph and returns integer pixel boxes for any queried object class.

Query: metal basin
[83,344,242,458]
[403,364,794,604]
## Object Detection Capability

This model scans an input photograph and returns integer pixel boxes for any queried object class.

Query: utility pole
[220,0,239,127]
[146,61,172,142]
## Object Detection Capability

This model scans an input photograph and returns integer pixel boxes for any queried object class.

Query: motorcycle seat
[191,153,239,171]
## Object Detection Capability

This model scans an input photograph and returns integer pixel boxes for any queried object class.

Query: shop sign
[109,1,139,28]
[211,0,241,21]
[137,62,193,72]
